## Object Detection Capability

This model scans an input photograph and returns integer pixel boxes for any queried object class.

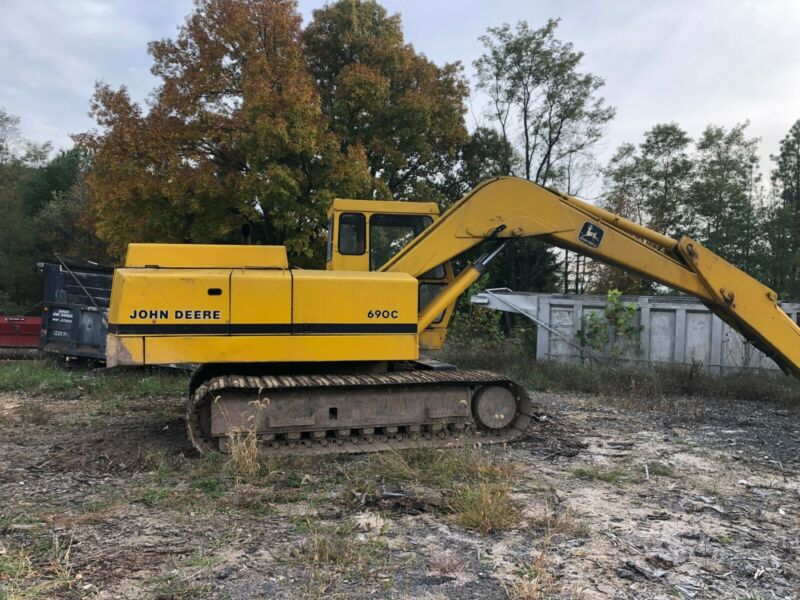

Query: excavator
[106,177,800,455]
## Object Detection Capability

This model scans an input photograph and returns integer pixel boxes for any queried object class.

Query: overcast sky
[2,0,798,197]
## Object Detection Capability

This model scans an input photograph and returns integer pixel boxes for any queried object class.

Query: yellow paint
[108,176,800,380]
[110,268,231,325]
[109,333,417,366]
[677,238,800,378]
[230,269,291,325]
[292,270,417,327]
[125,243,288,268]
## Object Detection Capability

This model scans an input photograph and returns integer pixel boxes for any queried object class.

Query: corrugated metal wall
[471,291,800,373]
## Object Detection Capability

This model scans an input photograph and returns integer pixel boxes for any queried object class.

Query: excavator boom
[382,177,800,378]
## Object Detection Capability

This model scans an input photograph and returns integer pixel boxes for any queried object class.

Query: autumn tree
[303,0,468,202]
[79,0,373,261]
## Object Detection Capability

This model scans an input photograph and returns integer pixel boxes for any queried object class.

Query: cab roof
[327,198,440,218]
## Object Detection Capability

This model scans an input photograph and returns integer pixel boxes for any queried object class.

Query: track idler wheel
[472,385,518,430]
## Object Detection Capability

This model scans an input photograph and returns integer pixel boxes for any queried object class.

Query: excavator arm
[381,177,800,379]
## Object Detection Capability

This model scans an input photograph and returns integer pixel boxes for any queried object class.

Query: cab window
[338,213,366,255]
[369,214,433,271]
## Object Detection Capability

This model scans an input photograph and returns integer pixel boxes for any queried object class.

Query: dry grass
[356,445,522,535]
[429,550,465,576]
[0,534,75,599]
[448,482,520,535]
[571,465,628,485]
[530,504,591,539]
[367,445,517,489]
[504,534,557,600]
[288,519,390,575]
[217,397,268,481]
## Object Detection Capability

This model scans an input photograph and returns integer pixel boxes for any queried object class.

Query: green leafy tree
[303,0,469,202]
[765,118,800,298]
[638,123,694,238]
[441,127,516,199]
[474,19,614,185]
[0,109,45,312]
[690,123,763,273]
[473,19,614,295]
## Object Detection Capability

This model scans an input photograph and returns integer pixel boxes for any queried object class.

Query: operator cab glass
[369,214,432,271]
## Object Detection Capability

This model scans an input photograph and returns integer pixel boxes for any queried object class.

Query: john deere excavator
[106,177,800,454]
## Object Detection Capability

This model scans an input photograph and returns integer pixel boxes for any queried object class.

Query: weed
[716,533,735,545]
[504,534,556,600]
[147,571,210,599]
[367,445,516,490]
[530,504,590,538]
[289,519,390,574]
[645,461,676,478]
[448,482,520,534]
[0,534,75,599]
[190,477,225,498]
[144,450,179,484]
[136,486,175,507]
[571,465,628,484]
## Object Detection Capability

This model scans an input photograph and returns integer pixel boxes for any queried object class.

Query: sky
[1,0,799,198]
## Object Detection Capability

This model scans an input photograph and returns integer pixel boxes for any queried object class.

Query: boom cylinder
[417,241,510,333]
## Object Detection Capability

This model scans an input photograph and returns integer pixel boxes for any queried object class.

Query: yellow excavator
[106,177,800,454]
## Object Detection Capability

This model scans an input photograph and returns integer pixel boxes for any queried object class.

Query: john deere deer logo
[579,222,604,248]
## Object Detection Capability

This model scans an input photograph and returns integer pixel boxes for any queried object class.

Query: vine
[577,290,643,360]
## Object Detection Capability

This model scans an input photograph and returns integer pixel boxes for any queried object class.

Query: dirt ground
[1,370,799,599]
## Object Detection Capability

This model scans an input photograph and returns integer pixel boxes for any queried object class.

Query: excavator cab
[325,199,456,349]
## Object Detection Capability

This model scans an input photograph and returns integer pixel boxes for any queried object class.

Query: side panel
[107,267,420,365]
[108,268,230,335]
[292,270,418,334]
[230,269,291,331]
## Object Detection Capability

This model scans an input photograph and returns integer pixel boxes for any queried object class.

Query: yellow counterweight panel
[125,243,288,268]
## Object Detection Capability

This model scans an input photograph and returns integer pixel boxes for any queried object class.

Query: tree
[690,123,763,273]
[766,118,800,298]
[303,0,469,202]
[18,148,87,216]
[474,19,614,294]
[36,178,111,264]
[638,123,694,238]
[441,127,516,199]
[78,0,373,261]
[474,19,614,186]
[0,109,44,312]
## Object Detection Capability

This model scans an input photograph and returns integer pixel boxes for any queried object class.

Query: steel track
[188,368,534,455]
